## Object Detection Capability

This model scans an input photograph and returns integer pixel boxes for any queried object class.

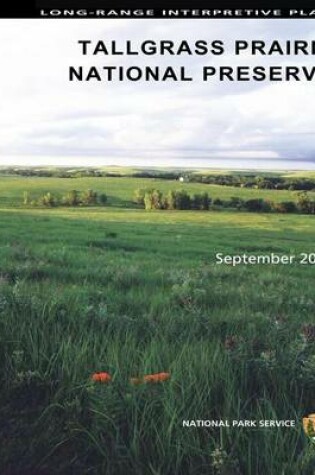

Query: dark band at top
[1,0,315,18]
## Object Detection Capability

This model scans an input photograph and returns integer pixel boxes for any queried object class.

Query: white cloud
[0,19,315,169]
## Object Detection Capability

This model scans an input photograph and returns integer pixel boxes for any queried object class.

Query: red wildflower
[91,372,112,383]
[143,372,170,383]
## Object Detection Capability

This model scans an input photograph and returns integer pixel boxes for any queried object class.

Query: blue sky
[0,19,315,170]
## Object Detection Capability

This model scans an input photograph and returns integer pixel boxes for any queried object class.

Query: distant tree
[63,190,80,206]
[191,192,211,210]
[228,196,244,210]
[297,192,313,214]
[144,189,163,210]
[192,193,203,210]
[213,198,223,206]
[39,192,57,207]
[23,191,30,205]
[98,193,107,205]
[272,201,297,213]
[164,190,176,210]
[244,199,271,212]
[200,192,211,210]
[81,189,98,205]
[133,188,146,205]
[174,190,191,210]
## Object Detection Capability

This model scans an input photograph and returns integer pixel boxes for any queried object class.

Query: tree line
[3,167,315,192]
[134,188,315,214]
[23,189,107,207]
[132,171,315,191]
[134,189,210,210]
[188,174,315,191]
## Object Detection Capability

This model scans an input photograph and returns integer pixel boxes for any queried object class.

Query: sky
[0,19,315,170]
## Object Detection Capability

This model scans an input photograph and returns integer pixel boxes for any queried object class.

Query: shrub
[63,190,80,206]
[164,190,176,210]
[25,189,107,208]
[98,193,107,205]
[272,201,297,213]
[192,193,211,210]
[174,190,191,210]
[144,189,163,210]
[213,198,223,206]
[81,189,98,205]
[297,192,315,214]
[133,188,146,205]
[38,192,57,207]
[228,196,244,210]
[244,199,271,212]
[23,191,30,205]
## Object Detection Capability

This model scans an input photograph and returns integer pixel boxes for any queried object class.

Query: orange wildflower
[91,372,112,383]
[303,414,315,437]
[143,372,170,383]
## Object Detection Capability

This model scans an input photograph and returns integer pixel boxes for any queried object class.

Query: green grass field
[0,175,314,208]
[0,174,315,475]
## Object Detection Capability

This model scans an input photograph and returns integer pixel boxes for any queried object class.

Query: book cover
[0,2,314,474]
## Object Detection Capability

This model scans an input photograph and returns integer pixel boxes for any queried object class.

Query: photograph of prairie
[0,18,315,475]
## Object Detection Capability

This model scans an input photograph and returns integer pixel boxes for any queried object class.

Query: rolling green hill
[0,175,314,208]
[0,172,314,474]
